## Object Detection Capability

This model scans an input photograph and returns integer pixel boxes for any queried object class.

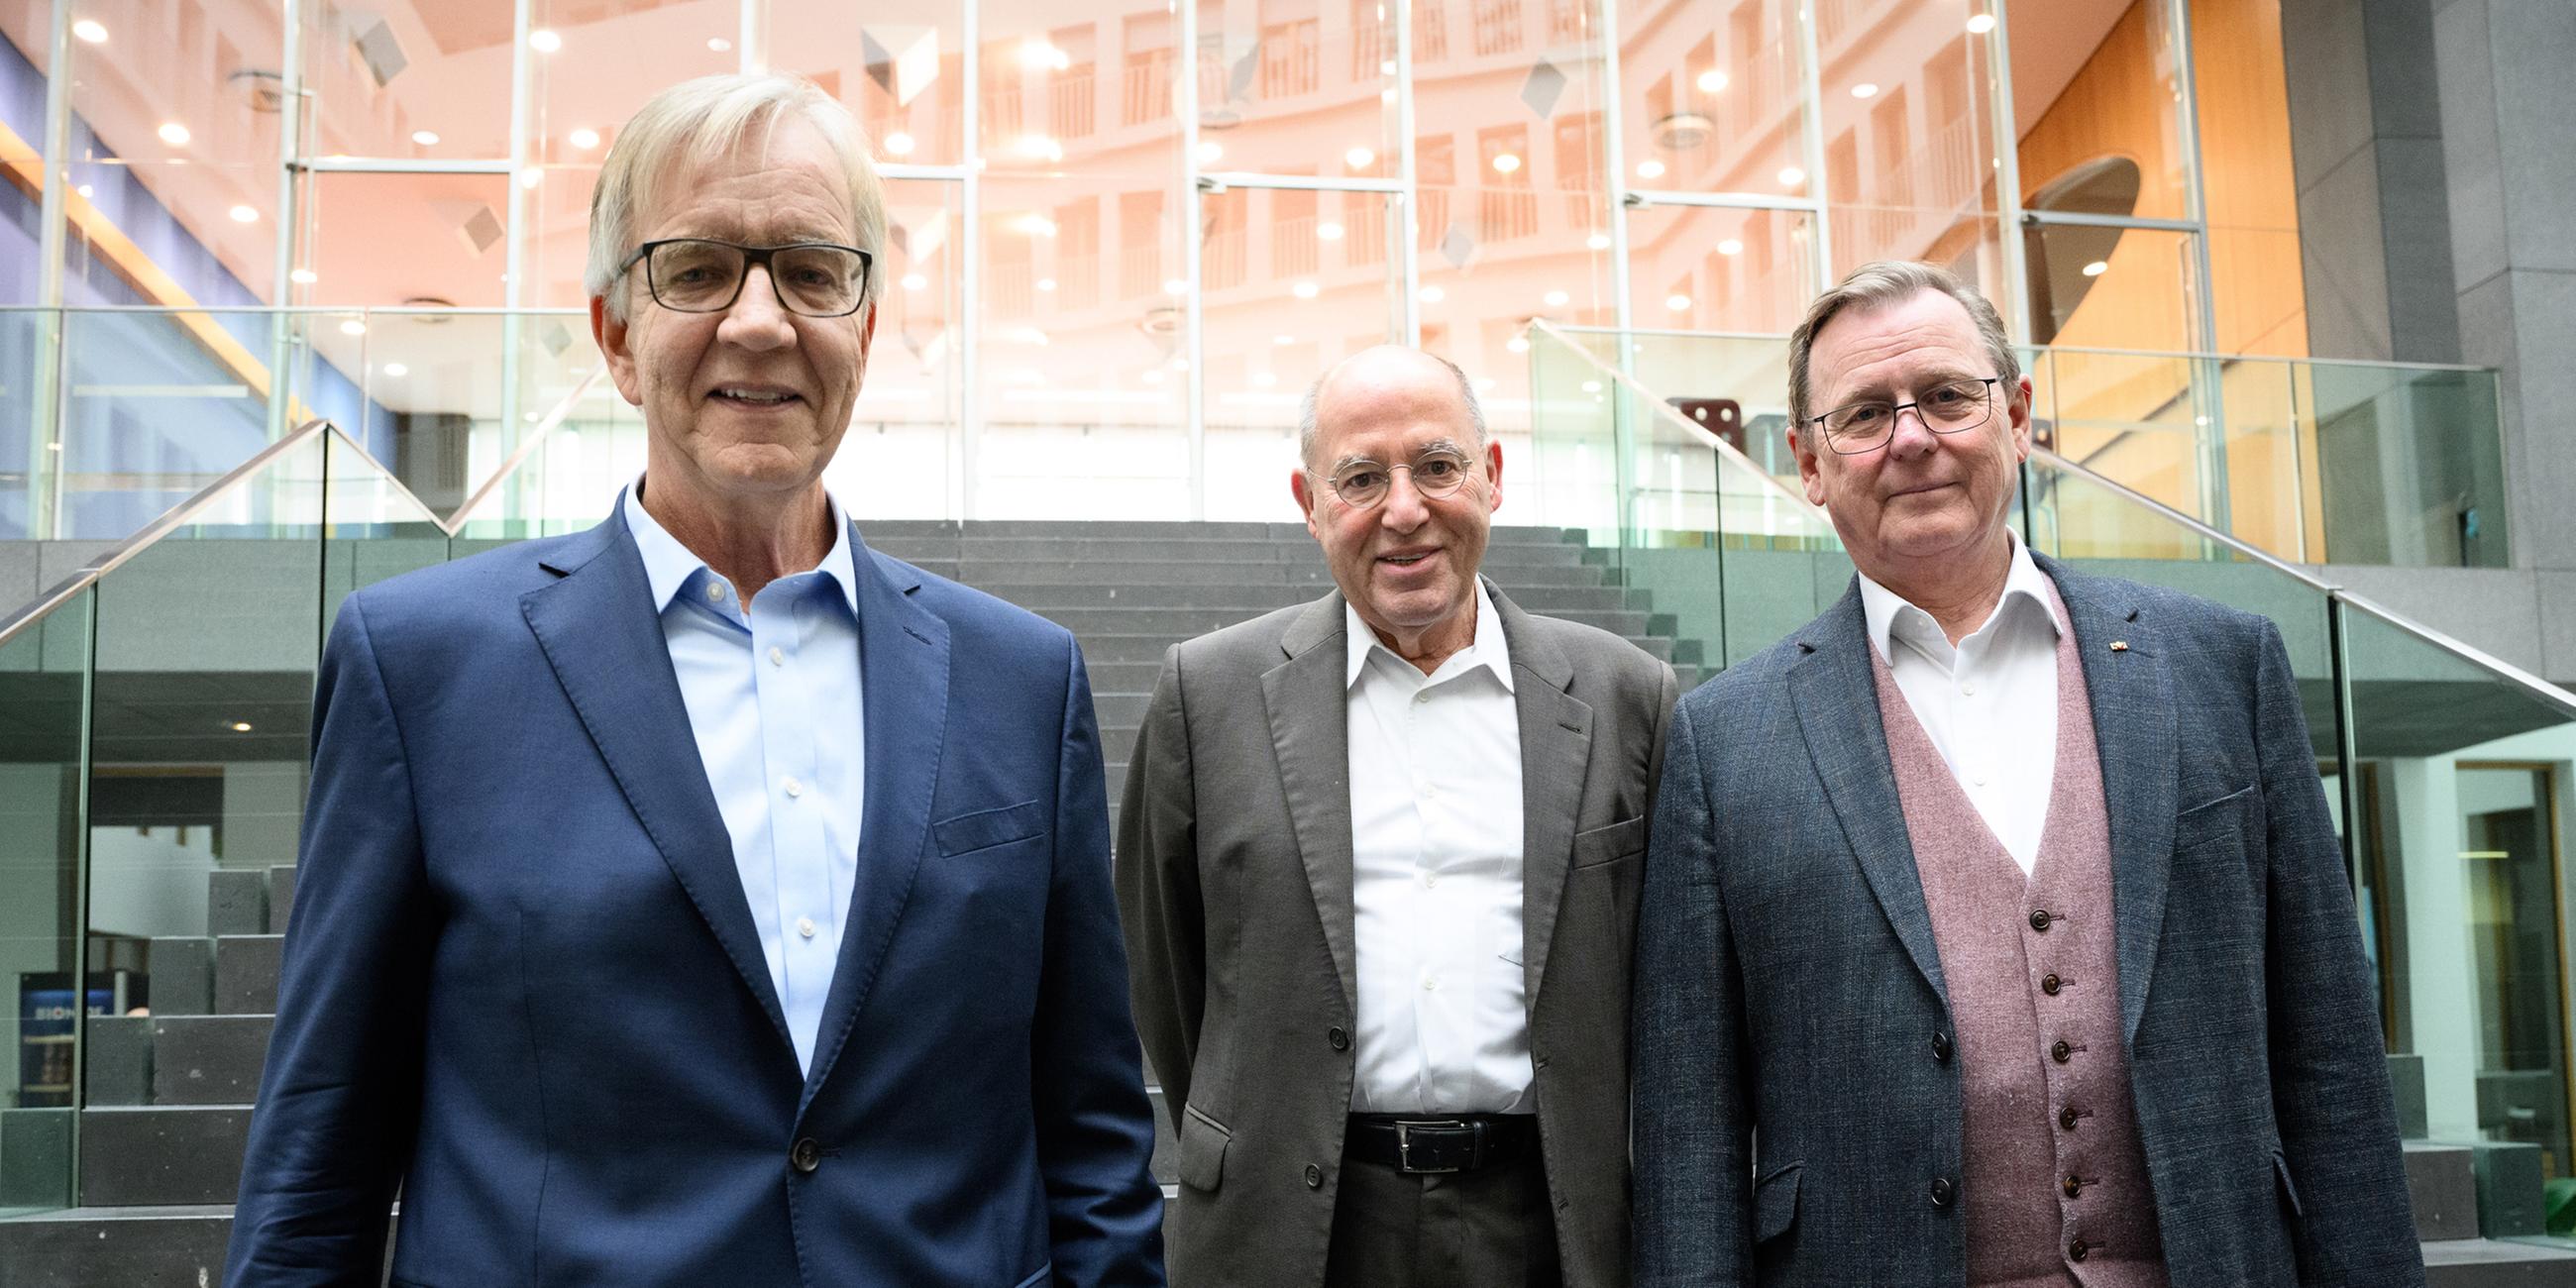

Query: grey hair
[586,72,888,321]
[1296,347,1489,469]
[1785,260,2021,437]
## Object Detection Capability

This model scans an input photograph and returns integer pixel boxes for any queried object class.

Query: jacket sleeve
[2253,619,2424,1285]
[1114,644,1204,1127]
[1030,635,1169,1286]
[224,593,432,1287]
[1632,696,1755,1286]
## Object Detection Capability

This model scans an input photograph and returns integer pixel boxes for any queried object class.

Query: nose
[1884,402,1938,459]
[1376,467,1431,529]
[716,264,796,351]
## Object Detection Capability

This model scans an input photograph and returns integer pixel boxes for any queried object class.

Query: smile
[711,385,802,406]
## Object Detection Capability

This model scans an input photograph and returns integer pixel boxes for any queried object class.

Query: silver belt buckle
[1394,1119,1472,1175]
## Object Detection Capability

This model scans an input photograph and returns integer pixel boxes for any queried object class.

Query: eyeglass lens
[648,240,869,317]
[1823,378,1994,453]
[1330,451,1475,508]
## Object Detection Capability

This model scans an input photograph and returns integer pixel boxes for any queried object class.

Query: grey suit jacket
[1119,580,1679,1288]
[1631,555,2421,1287]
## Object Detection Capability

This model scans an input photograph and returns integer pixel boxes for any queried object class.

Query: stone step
[146,938,213,1018]
[78,1107,251,1207]
[859,519,1585,545]
[151,1015,275,1108]
[869,537,1591,567]
[978,582,1646,612]
[1039,605,1654,639]
[212,935,283,1017]
[2423,1237,2576,1287]
[2414,1142,2485,1242]
[0,1205,237,1288]
[952,560,1617,588]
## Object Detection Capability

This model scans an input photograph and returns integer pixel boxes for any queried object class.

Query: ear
[1481,438,1504,515]
[2006,375,2034,465]
[1290,468,1321,541]
[1788,422,1829,507]
[591,295,645,407]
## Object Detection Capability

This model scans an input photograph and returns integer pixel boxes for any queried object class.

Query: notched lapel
[521,515,794,1055]
[2046,560,2178,1042]
[804,532,949,1102]
[1790,586,1949,1008]
[1264,594,1359,1019]
[1500,591,1589,1008]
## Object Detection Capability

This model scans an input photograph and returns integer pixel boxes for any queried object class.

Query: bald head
[1298,345,1487,471]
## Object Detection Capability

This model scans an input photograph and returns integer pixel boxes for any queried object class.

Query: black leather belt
[1344,1114,1539,1175]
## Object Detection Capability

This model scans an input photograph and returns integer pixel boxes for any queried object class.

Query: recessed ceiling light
[228,720,253,732]
[1015,213,1057,237]
[1019,134,1064,162]
[1141,369,1163,384]
[1585,233,1611,251]
[1505,336,1530,354]
[707,37,732,53]
[1490,153,1521,174]
[1695,68,1728,93]
[1777,165,1806,186]
[518,168,543,189]
[902,272,927,291]
[157,122,190,147]
[1851,82,1879,99]
[74,183,92,198]
[1253,371,1277,387]
[1967,13,1996,34]
[291,268,317,284]
[1292,280,1320,299]
[1636,159,1664,179]
[1036,277,1057,292]
[1194,141,1224,164]
[1718,238,1744,256]
[883,131,916,157]
[2082,260,2109,277]
[340,319,366,336]
[1345,147,1374,168]
[1274,334,1296,346]
[71,19,106,44]
[229,204,257,223]
[1544,289,1570,307]
[569,128,600,150]
[528,29,562,53]
[1316,221,1344,241]
[1666,293,1692,311]
[1419,285,1446,303]
[411,130,440,147]
[380,362,407,376]
[1163,278,1187,296]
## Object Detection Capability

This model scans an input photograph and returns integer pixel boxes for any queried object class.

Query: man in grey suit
[1633,262,2420,1286]
[1120,345,1678,1287]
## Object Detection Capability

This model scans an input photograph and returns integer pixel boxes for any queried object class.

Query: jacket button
[2063,1174,2083,1199]
[790,1137,821,1174]
[2029,909,2052,931]
[1328,1026,1349,1051]
[2052,1039,2073,1063]
[2059,1106,2080,1130]
[1304,1164,1324,1189]
[1930,1031,1953,1062]
[2069,1238,2090,1262]
[1929,1177,1954,1208]
[2041,973,2062,996]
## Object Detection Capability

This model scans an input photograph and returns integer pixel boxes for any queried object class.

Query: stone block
[145,937,212,1018]
[212,935,283,1016]
[0,1108,72,1208]
[205,868,267,939]
[2410,1140,2483,1241]
[2392,1052,2431,1139]
[80,1016,153,1108]
[76,1106,252,1207]
[2470,1139,2545,1237]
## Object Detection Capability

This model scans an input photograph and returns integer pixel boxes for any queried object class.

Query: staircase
[0,520,2564,1285]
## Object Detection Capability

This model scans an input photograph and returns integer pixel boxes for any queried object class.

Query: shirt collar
[1856,528,2062,665]
[1343,580,1515,694]
[621,475,861,617]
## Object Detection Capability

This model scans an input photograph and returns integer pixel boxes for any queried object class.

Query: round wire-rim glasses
[618,238,875,318]
[1318,448,1482,510]
[1811,376,2003,455]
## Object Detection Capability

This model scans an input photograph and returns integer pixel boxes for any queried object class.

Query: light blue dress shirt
[623,482,865,1075]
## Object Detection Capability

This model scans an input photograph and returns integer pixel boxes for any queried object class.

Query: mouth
[1888,481,1956,499]
[707,383,805,409]
[1376,548,1442,571]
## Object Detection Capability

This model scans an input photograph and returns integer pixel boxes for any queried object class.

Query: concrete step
[2414,1142,2486,1241]
[870,537,1591,567]
[78,1107,250,1207]
[0,1205,236,1288]
[860,519,1585,545]
[1041,605,1654,639]
[146,938,212,1018]
[979,582,1646,613]
[151,1016,274,1108]
[957,560,1616,588]
[2423,1237,2576,1286]
[212,935,282,1017]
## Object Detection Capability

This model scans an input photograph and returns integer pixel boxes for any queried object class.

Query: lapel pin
[2109,640,2129,652]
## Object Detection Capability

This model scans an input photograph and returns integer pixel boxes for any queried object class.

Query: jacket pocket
[1753,1161,1802,1243]
[1178,1102,1232,1193]
[2271,1147,2304,1218]
[935,799,1047,857]
[1572,815,1648,869]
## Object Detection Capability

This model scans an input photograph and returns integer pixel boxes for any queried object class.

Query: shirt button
[769,646,785,667]
[1414,693,1429,704]
[705,582,726,603]
[1421,975,1440,992]
[1961,681,1977,696]
[797,916,816,939]
[1972,771,1987,786]
[1419,872,1438,889]
[785,776,805,798]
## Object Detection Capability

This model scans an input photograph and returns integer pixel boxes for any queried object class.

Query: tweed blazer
[1119,581,1679,1288]
[1631,555,2421,1287]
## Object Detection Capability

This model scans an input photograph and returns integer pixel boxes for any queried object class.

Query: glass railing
[1529,322,2576,1234]
[1544,324,2510,571]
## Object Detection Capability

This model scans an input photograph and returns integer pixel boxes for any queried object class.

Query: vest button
[2069,1238,2091,1262]
[2064,1174,2083,1199]
[1931,1031,1953,1062]
[2060,1106,2080,1130]
[1929,1177,1955,1208]
[2041,973,2062,996]
[1328,1025,1349,1051]
[790,1137,821,1174]
[2052,1039,2074,1063]
[1305,1163,1325,1189]
[2029,909,2053,931]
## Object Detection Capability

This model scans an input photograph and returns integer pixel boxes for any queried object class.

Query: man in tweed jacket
[1632,262,2420,1286]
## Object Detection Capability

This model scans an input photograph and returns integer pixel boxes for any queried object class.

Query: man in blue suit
[226,72,1165,1287]
[1633,262,2418,1285]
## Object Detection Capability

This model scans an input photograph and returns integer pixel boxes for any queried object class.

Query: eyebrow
[1330,439,1469,472]
[1827,369,1976,407]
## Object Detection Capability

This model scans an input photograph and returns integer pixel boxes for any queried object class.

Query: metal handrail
[2023,446,2334,591]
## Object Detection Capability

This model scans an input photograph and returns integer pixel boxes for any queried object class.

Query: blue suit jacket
[1633,556,2419,1287]
[226,509,1165,1287]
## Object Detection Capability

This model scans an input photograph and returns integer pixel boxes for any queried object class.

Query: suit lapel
[1789,583,1949,1008]
[520,510,794,1054]
[803,530,950,1102]
[1263,593,1359,1019]
[2037,554,2177,1042]
[1497,586,1590,1008]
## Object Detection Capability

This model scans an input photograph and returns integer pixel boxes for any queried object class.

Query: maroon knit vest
[1871,583,2167,1288]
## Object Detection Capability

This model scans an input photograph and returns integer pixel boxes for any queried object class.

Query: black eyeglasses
[617,238,875,318]
[1318,448,1480,510]
[1810,376,2002,455]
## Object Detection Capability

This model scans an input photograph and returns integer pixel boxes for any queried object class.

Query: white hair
[586,72,888,320]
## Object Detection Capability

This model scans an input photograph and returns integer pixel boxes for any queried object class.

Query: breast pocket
[1572,815,1648,869]
[935,799,1049,857]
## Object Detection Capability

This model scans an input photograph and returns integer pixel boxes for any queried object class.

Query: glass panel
[2010,0,2190,223]
[2308,363,2508,570]
[1615,0,1809,201]
[1623,203,1816,333]
[1815,0,2004,295]
[55,308,280,540]
[786,3,960,167]
[306,171,514,308]
[1191,0,1398,177]
[2344,600,2576,1179]
[2025,346,2209,540]
[0,585,91,1216]
[0,0,55,306]
[0,308,49,538]
[2022,221,2197,352]
[819,176,962,520]
[321,430,451,639]
[2189,0,2306,358]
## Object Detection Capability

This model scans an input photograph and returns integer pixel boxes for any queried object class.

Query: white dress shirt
[1344,582,1533,1114]
[1858,531,2065,875]
[624,482,865,1074]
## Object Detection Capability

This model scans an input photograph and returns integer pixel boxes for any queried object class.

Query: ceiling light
[1194,141,1224,164]
[1490,152,1521,174]
[1316,221,1344,241]
[1292,280,1320,299]
[71,19,106,44]
[569,127,601,150]
[528,29,562,53]
[519,168,543,188]
[1419,284,1446,303]
[1253,372,1277,387]
[1777,165,1805,186]
[708,37,732,53]
[1164,278,1187,295]
[339,319,367,336]
[1505,336,1530,354]
[1022,40,1071,70]
[1345,146,1374,168]
[1695,68,1728,93]
[1580,379,1602,393]
[2082,260,2109,277]
[1036,277,1057,292]
[1018,134,1064,162]
[1718,238,1743,256]
[74,183,91,198]
[229,721,253,733]
[1851,82,1878,99]
[411,129,440,147]
[380,362,407,376]
[902,272,927,290]
[1585,233,1611,251]
[1015,213,1057,237]
[1966,13,1996,34]
[883,131,916,157]
[157,122,190,147]
[1544,289,1569,307]
[1142,369,1163,384]
[1474,376,1496,392]
[1636,159,1664,179]
[290,268,317,284]
[1274,334,1296,346]
[229,204,257,223]
[1666,293,1692,311]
